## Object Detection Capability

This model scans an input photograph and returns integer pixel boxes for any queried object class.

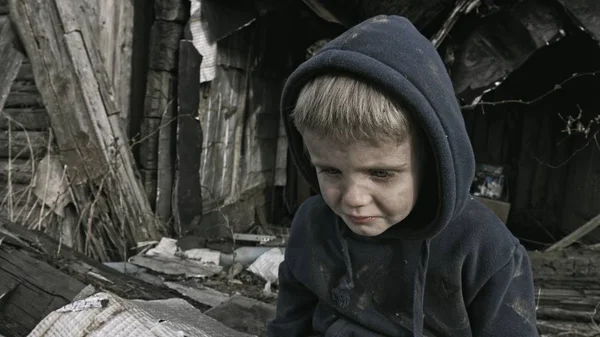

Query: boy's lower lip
[346,216,377,225]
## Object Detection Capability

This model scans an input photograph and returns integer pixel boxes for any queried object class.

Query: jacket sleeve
[466,244,539,337]
[267,256,320,337]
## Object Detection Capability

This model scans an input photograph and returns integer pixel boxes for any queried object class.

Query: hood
[281,15,475,240]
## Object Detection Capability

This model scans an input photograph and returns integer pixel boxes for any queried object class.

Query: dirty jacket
[268,15,538,337]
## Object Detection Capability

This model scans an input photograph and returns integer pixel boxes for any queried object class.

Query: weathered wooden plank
[531,111,553,206]
[205,295,276,337]
[16,60,33,81]
[537,319,600,337]
[0,1,7,15]
[0,108,49,130]
[431,0,481,48]
[173,40,202,235]
[3,89,43,109]
[0,182,32,209]
[0,214,209,336]
[0,158,34,184]
[139,117,161,171]
[529,249,600,335]
[143,70,176,118]
[83,0,135,134]
[242,75,280,193]
[556,0,600,42]
[148,20,183,72]
[155,101,175,223]
[0,16,24,110]
[3,80,43,109]
[513,109,538,212]
[155,0,187,22]
[9,0,162,245]
[140,168,157,210]
[560,131,600,241]
[0,131,47,159]
[140,71,175,216]
[164,282,228,308]
[546,214,600,251]
[274,118,287,187]
[199,67,246,212]
[0,247,85,337]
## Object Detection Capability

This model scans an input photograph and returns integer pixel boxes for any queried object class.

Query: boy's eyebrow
[362,163,409,170]
[310,159,328,167]
[311,160,409,170]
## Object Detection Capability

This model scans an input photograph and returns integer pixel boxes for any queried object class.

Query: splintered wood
[8,0,162,252]
[530,248,600,336]
[0,15,23,109]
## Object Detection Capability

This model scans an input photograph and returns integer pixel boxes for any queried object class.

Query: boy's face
[303,130,421,237]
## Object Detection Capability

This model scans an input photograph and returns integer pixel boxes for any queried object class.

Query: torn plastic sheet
[190,0,217,83]
[189,0,262,83]
[146,237,178,257]
[129,254,223,278]
[556,0,600,42]
[130,237,223,278]
[449,0,566,104]
[248,248,284,285]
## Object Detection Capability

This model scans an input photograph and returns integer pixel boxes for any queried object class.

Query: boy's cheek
[318,185,340,208]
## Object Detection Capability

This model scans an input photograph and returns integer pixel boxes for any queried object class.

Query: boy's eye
[319,168,341,175]
[370,170,393,178]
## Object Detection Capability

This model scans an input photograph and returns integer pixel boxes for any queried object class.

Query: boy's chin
[344,221,392,237]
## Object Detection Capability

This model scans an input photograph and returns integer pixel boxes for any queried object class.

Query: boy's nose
[341,183,371,208]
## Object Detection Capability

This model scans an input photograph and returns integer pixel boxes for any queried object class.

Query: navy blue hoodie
[268,15,538,337]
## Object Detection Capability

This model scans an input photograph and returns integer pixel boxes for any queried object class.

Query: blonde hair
[292,73,415,144]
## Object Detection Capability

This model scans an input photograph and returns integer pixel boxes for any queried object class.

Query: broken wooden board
[82,0,135,134]
[129,254,223,278]
[164,281,229,308]
[3,80,44,108]
[0,244,85,337]
[0,0,7,15]
[0,108,50,130]
[0,215,239,336]
[450,0,566,104]
[9,0,162,246]
[0,159,34,184]
[0,15,24,110]
[0,130,48,159]
[546,212,600,251]
[155,0,188,22]
[141,70,176,222]
[0,217,178,301]
[529,248,600,336]
[557,0,600,42]
[148,20,183,72]
[205,295,276,337]
[173,39,203,236]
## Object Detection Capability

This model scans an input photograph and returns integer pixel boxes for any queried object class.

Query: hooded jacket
[268,15,538,337]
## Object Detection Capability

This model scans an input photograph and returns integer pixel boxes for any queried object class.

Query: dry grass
[1,111,167,262]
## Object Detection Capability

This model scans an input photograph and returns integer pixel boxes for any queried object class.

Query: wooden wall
[0,7,49,224]
[463,32,600,247]
[195,14,294,238]
[0,0,136,240]
[83,0,135,132]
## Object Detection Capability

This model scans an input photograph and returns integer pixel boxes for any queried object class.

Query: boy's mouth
[346,215,377,225]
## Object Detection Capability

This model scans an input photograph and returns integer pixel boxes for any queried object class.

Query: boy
[268,15,538,337]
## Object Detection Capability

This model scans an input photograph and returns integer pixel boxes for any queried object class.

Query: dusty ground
[181,269,279,305]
